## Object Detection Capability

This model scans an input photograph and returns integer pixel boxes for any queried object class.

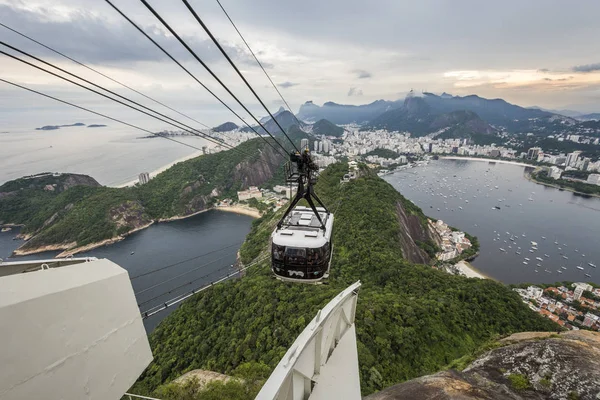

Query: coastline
[525,170,600,199]
[440,156,533,168]
[454,260,489,280]
[11,204,261,258]
[113,150,204,188]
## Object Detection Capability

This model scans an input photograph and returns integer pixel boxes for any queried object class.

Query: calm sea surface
[0,125,211,187]
[0,210,254,331]
[384,159,600,285]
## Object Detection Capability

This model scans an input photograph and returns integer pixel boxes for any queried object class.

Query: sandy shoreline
[454,260,488,279]
[215,205,262,219]
[441,156,532,168]
[113,150,204,188]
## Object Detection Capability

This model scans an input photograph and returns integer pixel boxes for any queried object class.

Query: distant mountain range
[211,92,600,142]
[298,99,403,124]
[296,92,600,139]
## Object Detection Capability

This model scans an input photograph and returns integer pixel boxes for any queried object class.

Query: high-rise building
[427,143,433,153]
[313,140,319,152]
[549,166,562,180]
[527,147,541,160]
[565,151,582,167]
[587,174,600,186]
[318,141,323,153]
[300,138,309,150]
[323,141,330,153]
[138,172,150,185]
[574,285,584,301]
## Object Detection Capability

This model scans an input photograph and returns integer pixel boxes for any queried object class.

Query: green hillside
[311,119,345,137]
[0,138,284,253]
[130,163,558,399]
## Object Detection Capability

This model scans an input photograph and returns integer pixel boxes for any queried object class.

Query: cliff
[0,138,284,255]
[366,330,600,400]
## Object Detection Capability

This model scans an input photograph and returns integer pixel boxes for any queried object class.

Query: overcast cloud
[1,0,600,129]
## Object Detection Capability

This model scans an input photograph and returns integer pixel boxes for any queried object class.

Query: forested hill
[0,138,284,255]
[130,163,558,399]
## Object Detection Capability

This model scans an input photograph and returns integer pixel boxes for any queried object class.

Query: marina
[385,159,600,284]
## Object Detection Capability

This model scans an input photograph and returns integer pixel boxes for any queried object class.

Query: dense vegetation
[130,163,558,398]
[0,138,284,251]
[533,170,600,195]
[364,148,401,159]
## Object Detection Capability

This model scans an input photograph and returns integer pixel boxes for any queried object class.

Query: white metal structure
[271,206,334,283]
[256,281,362,400]
[0,258,152,400]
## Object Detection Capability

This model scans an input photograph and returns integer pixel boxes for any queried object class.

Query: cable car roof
[272,206,333,248]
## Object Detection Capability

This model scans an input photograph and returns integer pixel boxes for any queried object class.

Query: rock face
[365,330,600,400]
[395,202,431,264]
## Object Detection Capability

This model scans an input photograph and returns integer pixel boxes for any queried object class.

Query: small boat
[524,257,530,261]
[544,254,550,258]
[535,269,539,273]
[558,270,563,274]
[499,248,506,252]
[589,263,597,268]
[516,251,521,255]
[536,257,543,261]
[562,255,568,260]
[493,206,501,210]
[561,266,567,270]
[130,252,135,255]
[531,241,538,246]
[577,266,585,271]
[541,236,546,240]
[523,261,528,265]
[585,273,592,278]
[529,250,534,253]
[459,206,463,210]
[554,241,559,245]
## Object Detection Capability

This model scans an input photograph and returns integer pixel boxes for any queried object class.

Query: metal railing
[125,393,163,400]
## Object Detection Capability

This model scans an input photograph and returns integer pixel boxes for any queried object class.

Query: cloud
[347,87,363,96]
[355,69,372,79]
[279,81,298,88]
[538,68,549,73]
[572,63,600,73]
[0,4,257,66]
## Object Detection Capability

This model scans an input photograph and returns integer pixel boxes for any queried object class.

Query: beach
[455,260,487,279]
[215,205,261,219]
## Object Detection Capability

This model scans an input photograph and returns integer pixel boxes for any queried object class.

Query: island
[87,124,107,128]
[35,122,85,131]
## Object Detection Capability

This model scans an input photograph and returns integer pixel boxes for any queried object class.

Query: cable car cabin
[271,206,334,283]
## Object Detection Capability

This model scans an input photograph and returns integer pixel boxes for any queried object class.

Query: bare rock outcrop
[365,330,600,400]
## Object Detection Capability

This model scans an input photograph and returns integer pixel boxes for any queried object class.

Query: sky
[1,0,600,131]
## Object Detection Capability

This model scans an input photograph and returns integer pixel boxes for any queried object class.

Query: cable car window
[307,247,324,265]
[285,247,306,265]
[272,244,285,261]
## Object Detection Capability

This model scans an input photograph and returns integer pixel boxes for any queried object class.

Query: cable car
[272,206,333,282]
[271,148,333,283]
